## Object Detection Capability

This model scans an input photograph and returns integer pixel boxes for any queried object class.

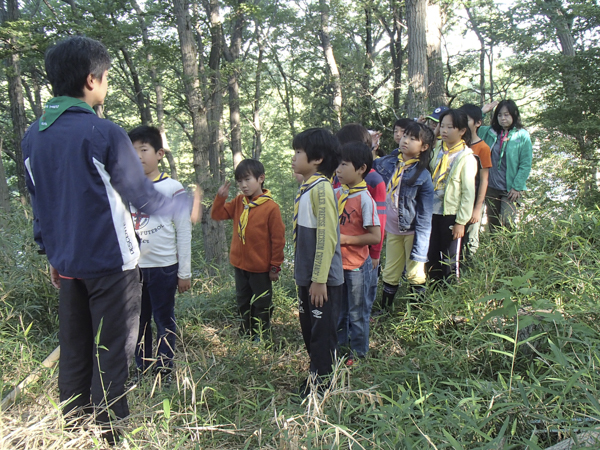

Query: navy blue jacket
[373,154,434,262]
[22,106,189,279]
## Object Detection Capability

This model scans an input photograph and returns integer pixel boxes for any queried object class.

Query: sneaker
[345,356,355,367]
[291,377,327,403]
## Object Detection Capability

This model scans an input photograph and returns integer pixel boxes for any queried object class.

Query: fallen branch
[1,346,60,410]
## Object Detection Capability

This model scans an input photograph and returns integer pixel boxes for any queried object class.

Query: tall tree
[426,0,445,107]
[222,0,245,168]
[406,0,428,117]
[319,0,342,128]
[3,0,28,201]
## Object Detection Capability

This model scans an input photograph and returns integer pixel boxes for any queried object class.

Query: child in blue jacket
[375,122,434,311]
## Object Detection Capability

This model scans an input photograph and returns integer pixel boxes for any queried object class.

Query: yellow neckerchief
[387,157,420,195]
[337,180,368,221]
[293,172,328,248]
[238,189,273,244]
[432,140,466,190]
[153,172,170,182]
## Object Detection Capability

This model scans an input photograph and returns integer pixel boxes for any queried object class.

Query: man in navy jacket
[22,36,196,443]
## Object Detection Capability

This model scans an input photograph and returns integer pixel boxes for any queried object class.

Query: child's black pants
[234,268,273,336]
[297,284,342,377]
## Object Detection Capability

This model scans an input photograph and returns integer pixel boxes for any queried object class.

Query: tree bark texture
[0,139,10,214]
[426,1,445,107]
[252,26,264,160]
[465,7,486,105]
[174,0,226,267]
[406,0,428,118]
[319,0,342,128]
[4,0,27,200]
[222,0,245,168]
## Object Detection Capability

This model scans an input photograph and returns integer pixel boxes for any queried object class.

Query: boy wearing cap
[420,106,449,139]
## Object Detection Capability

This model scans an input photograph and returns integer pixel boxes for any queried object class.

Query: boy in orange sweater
[211,159,285,339]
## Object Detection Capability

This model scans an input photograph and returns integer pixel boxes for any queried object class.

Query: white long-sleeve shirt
[131,174,192,279]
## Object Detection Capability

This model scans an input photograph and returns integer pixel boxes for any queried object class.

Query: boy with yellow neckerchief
[291,128,343,400]
[334,142,380,366]
[129,125,192,384]
[212,159,285,340]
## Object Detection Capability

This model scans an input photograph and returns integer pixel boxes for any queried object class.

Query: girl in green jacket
[478,100,533,230]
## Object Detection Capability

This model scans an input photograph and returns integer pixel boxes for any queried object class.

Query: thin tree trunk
[426,0,445,107]
[406,0,428,118]
[130,0,177,179]
[272,51,296,136]
[465,7,486,105]
[120,47,152,125]
[204,0,227,266]
[5,0,27,201]
[319,0,342,128]
[252,29,264,160]
[0,138,10,214]
[222,0,244,168]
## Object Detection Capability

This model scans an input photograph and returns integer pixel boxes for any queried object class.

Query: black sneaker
[291,377,326,403]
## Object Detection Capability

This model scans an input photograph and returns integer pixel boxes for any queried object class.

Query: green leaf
[163,398,171,420]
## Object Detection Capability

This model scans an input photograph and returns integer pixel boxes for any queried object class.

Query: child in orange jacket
[211,159,285,339]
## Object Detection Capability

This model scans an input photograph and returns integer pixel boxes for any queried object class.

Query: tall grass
[1,198,600,449]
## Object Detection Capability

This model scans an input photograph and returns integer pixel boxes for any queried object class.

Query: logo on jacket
[132,212,150,230]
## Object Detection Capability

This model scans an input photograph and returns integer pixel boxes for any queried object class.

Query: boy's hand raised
[217,181,231,198]
[190,184,203,224]
[309,282,328,307]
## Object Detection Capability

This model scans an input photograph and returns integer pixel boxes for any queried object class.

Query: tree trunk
[252,26,264,160]
[131,0,178,179]
[4,0,27,201]
[426,0,445,107]
[174,0,226,267]
[465,7,486,105]
[406,0,428,118]
[272,51,296,136]
[204,0,227,266]
[319,0,342,128]
[0,139,10,214]
[222,0,244,168]
[120,47,152,125]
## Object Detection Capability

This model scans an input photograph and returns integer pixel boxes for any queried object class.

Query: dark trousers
[135,264,178,371]
[298,284,342,377]
[427,214,462,282]
[485,186,518,232]
[234,268,273,336]
[58,268,142,422]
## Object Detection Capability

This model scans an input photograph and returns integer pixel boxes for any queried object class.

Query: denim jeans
[337,256,371,358]
[136,263,178,371]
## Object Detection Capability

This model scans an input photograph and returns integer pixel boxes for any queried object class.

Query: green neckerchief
[39,96,96,131]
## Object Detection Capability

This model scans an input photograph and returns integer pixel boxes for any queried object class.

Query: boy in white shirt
[129,126,192,383]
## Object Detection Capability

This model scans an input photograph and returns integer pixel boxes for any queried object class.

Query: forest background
[1,0,600,448]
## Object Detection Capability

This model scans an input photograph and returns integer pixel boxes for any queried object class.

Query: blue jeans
[365,260,379,317]
[337,256,371,358]
[136,263,178,371]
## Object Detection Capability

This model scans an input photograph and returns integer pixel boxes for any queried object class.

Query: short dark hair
[393,118,412,130]
[45,36,111,98]
[128,125,163,152]
[292,128,341,178]
[336,123,372,147]
[235,158,265,183]
[403,122,435,185]
[491,99,523,133]
[438,109,472,146]
[340,142,373,178]
[459,103,483,125]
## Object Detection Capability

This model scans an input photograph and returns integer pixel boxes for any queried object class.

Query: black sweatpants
[58,267,142,422]
[234,268,273,336]
[427,214,462,282]
[297,284,342,377]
